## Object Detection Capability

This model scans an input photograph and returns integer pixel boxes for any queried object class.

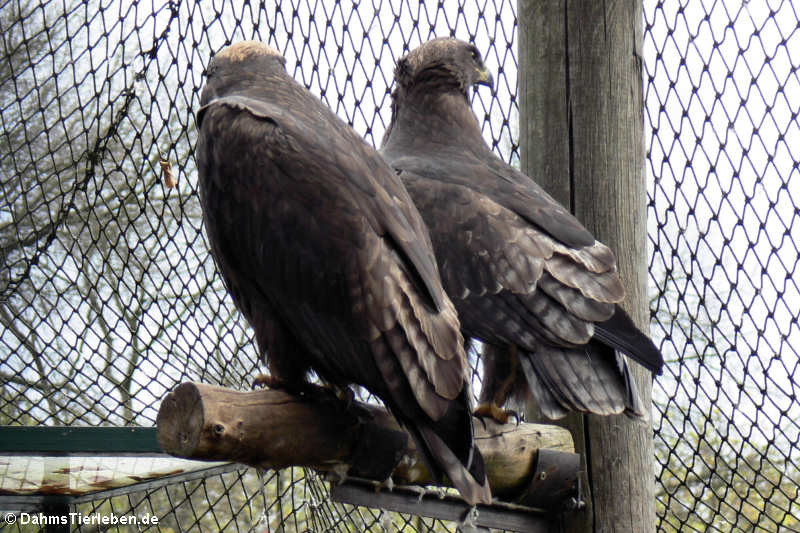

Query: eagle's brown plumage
[380,38,664,420]
[195,41,490,504]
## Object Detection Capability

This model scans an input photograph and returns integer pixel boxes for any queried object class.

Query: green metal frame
[0,426,239,513]
[0,426,160,454]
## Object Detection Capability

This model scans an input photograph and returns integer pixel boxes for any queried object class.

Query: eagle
[194,42,490,505]
[380,38,664,421]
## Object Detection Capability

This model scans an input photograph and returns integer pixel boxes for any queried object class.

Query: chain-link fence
[1,0,798,531]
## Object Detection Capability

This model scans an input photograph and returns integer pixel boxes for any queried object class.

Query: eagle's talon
[251,373,275,390]
[250,374,323,399]
[473,402,511,425]
[334,385,355,409]
[505,408,522,426]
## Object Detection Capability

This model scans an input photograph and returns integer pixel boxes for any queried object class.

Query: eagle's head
[394,38,494,94]
[201,41,286,106]
[209,41,285,70]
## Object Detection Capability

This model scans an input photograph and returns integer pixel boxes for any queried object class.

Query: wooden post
[519,1,655,532]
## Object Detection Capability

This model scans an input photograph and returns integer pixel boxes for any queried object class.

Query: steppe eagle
[195,41,490,504]
[380,38,664,421]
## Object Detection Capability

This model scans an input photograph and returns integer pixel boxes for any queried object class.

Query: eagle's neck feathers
[387,85,487,153]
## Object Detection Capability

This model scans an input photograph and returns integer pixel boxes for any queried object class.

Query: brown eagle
[194,42,490,505]
[380,38,664,421]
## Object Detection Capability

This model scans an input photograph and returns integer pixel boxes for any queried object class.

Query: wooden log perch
[157,382,576,506]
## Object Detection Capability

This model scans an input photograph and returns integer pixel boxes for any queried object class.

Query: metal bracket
[514,448,582,511]
[330,478,559,533]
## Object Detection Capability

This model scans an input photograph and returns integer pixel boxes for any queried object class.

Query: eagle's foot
[473,402,518,427]
[251,374,327,398]
[251,373,276,390]
[333,385,355,407]
[325,463,350,485]
[332,386,375,422]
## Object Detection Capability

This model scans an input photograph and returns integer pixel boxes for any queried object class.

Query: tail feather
[517,355,570,419]
[518,344,644,420]
[387,384,491,506]
[416,424,491,505]
[618,351,645,417]
[594,305,664,375]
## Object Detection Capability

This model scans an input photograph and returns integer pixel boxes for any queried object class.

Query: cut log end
[156,382,205,458]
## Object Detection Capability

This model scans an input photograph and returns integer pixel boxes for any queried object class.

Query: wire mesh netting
[645,1,800,531]
[2,467,466,533]
[1,0,798,532]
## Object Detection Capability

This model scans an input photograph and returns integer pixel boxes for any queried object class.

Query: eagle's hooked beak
[475,66,494,89]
